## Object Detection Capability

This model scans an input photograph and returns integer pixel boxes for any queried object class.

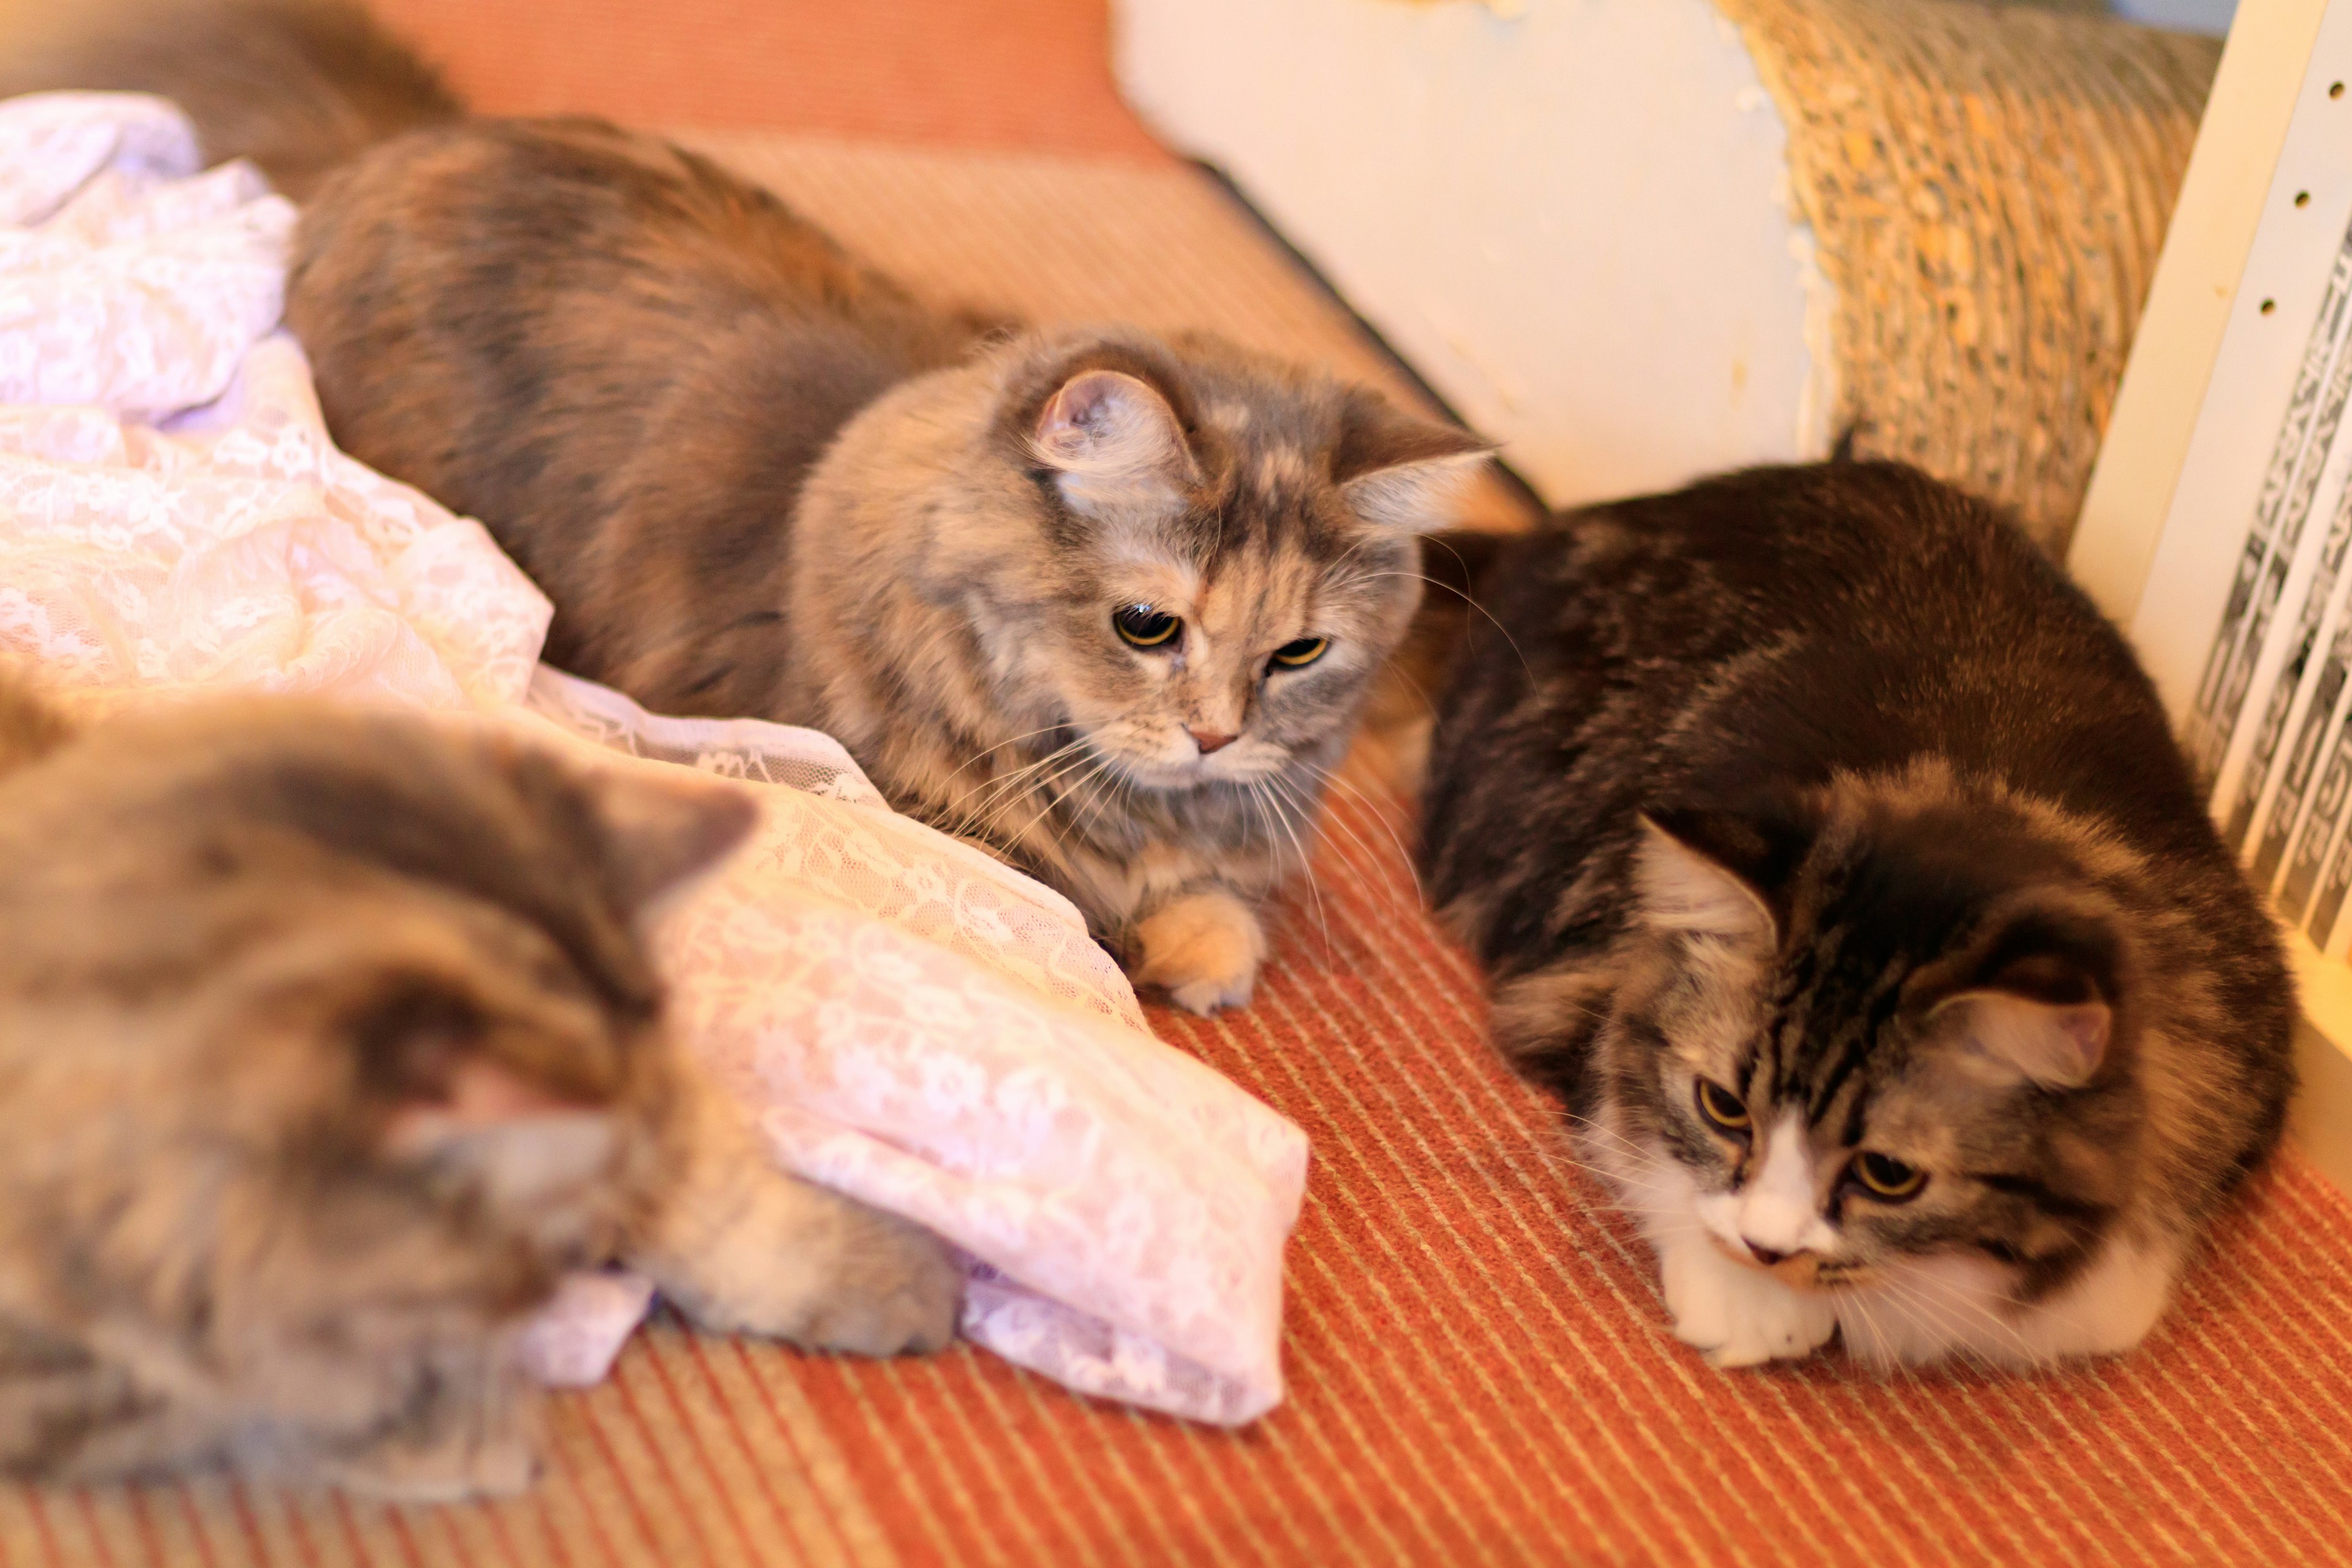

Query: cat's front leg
[1130,888,1268,1015]
[312,1364,542,1502]
[1656,1229,1837,1368]
[630,1071,961,1356]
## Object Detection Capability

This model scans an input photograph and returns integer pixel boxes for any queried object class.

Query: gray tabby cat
[5,0,1491,1014]
[0,682,956,1494]
[1421,460,2294,1368]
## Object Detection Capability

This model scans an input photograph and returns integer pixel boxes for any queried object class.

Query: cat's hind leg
[309,1355,542,1502]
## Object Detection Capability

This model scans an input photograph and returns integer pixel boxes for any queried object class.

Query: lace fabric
[0,91,1306,1425]
[510,680,1307,1421]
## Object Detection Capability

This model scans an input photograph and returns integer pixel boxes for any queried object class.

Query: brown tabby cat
[0,682,957,1494]
[4,0,1492,1014]
[1422,461,2294,1370]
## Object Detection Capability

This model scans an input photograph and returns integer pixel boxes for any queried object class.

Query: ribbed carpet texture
[12,2,2352,1559]
[6,781,2352,1566]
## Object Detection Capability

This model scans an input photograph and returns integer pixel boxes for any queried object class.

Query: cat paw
[1659,1233,1837,1368]
[790,1205,965,1357]
[325,1430,541,1502]
[1131,891,1268,1014]
[651,1183,962,1357]
[314,1381,545,1502]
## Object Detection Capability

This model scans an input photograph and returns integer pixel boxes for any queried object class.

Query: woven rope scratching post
[1718,0,2217,546]
[1116,0,2219,552]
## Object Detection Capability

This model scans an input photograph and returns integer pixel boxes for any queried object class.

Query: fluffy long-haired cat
[4,0,1492,1014]
[0,683,956,1494]
[1421,460,2294,1370]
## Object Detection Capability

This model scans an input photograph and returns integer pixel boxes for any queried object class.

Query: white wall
[1115,0,1828,511]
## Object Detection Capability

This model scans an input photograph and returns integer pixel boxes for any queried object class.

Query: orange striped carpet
[3,794,2349,1565]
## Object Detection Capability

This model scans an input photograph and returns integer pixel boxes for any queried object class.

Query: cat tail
[0,0,462,201]
[1829,419,1869,465]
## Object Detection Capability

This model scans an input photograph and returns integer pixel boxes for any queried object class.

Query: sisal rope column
[1715,0,2218,550]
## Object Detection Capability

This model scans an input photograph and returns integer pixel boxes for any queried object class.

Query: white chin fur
[1588,1129,2180,1370]
[1836,1235,2179,1370]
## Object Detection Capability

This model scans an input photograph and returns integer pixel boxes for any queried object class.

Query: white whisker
[1326,567,1533,683]
[1255,778,1332,967]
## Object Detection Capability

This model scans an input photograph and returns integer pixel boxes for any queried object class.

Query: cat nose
[1189,728,1237,755]
[1747,1244,1791,1267]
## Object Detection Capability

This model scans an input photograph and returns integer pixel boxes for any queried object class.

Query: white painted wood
[2070,0,2328,625]
[2097,1,2352,952]
[2068,0,2352,1185]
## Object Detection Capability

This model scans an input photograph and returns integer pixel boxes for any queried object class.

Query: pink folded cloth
[0,90,1308,1424]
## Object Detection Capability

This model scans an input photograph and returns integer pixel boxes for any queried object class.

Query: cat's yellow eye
[1851,1152,1927,1202]
[1270,637,1329,669]
[1114,605,1181,649]
[1694,1078,1751,1134]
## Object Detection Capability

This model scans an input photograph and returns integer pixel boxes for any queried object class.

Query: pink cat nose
[1189,728,1238,755]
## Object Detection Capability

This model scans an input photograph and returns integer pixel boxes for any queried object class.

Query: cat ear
[1333,392,1494,533]
[381,1053,616,1204]
[1634,813,1780,944]
[382,1059,619,1207]
[581,767,760,912]
[1634,801,1817,944]
[1929,988,2111,1090]
[362,989,621,1204]
[1031,369,1200,517]
[1922,896,2125,1089]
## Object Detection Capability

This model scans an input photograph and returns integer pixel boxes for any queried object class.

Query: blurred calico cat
[0,682,957,1495]
[1422,460,2294,1370]
[0,0,1493,1014]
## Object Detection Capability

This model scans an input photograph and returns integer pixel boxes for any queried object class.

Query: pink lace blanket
[0,91,1308,1425]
